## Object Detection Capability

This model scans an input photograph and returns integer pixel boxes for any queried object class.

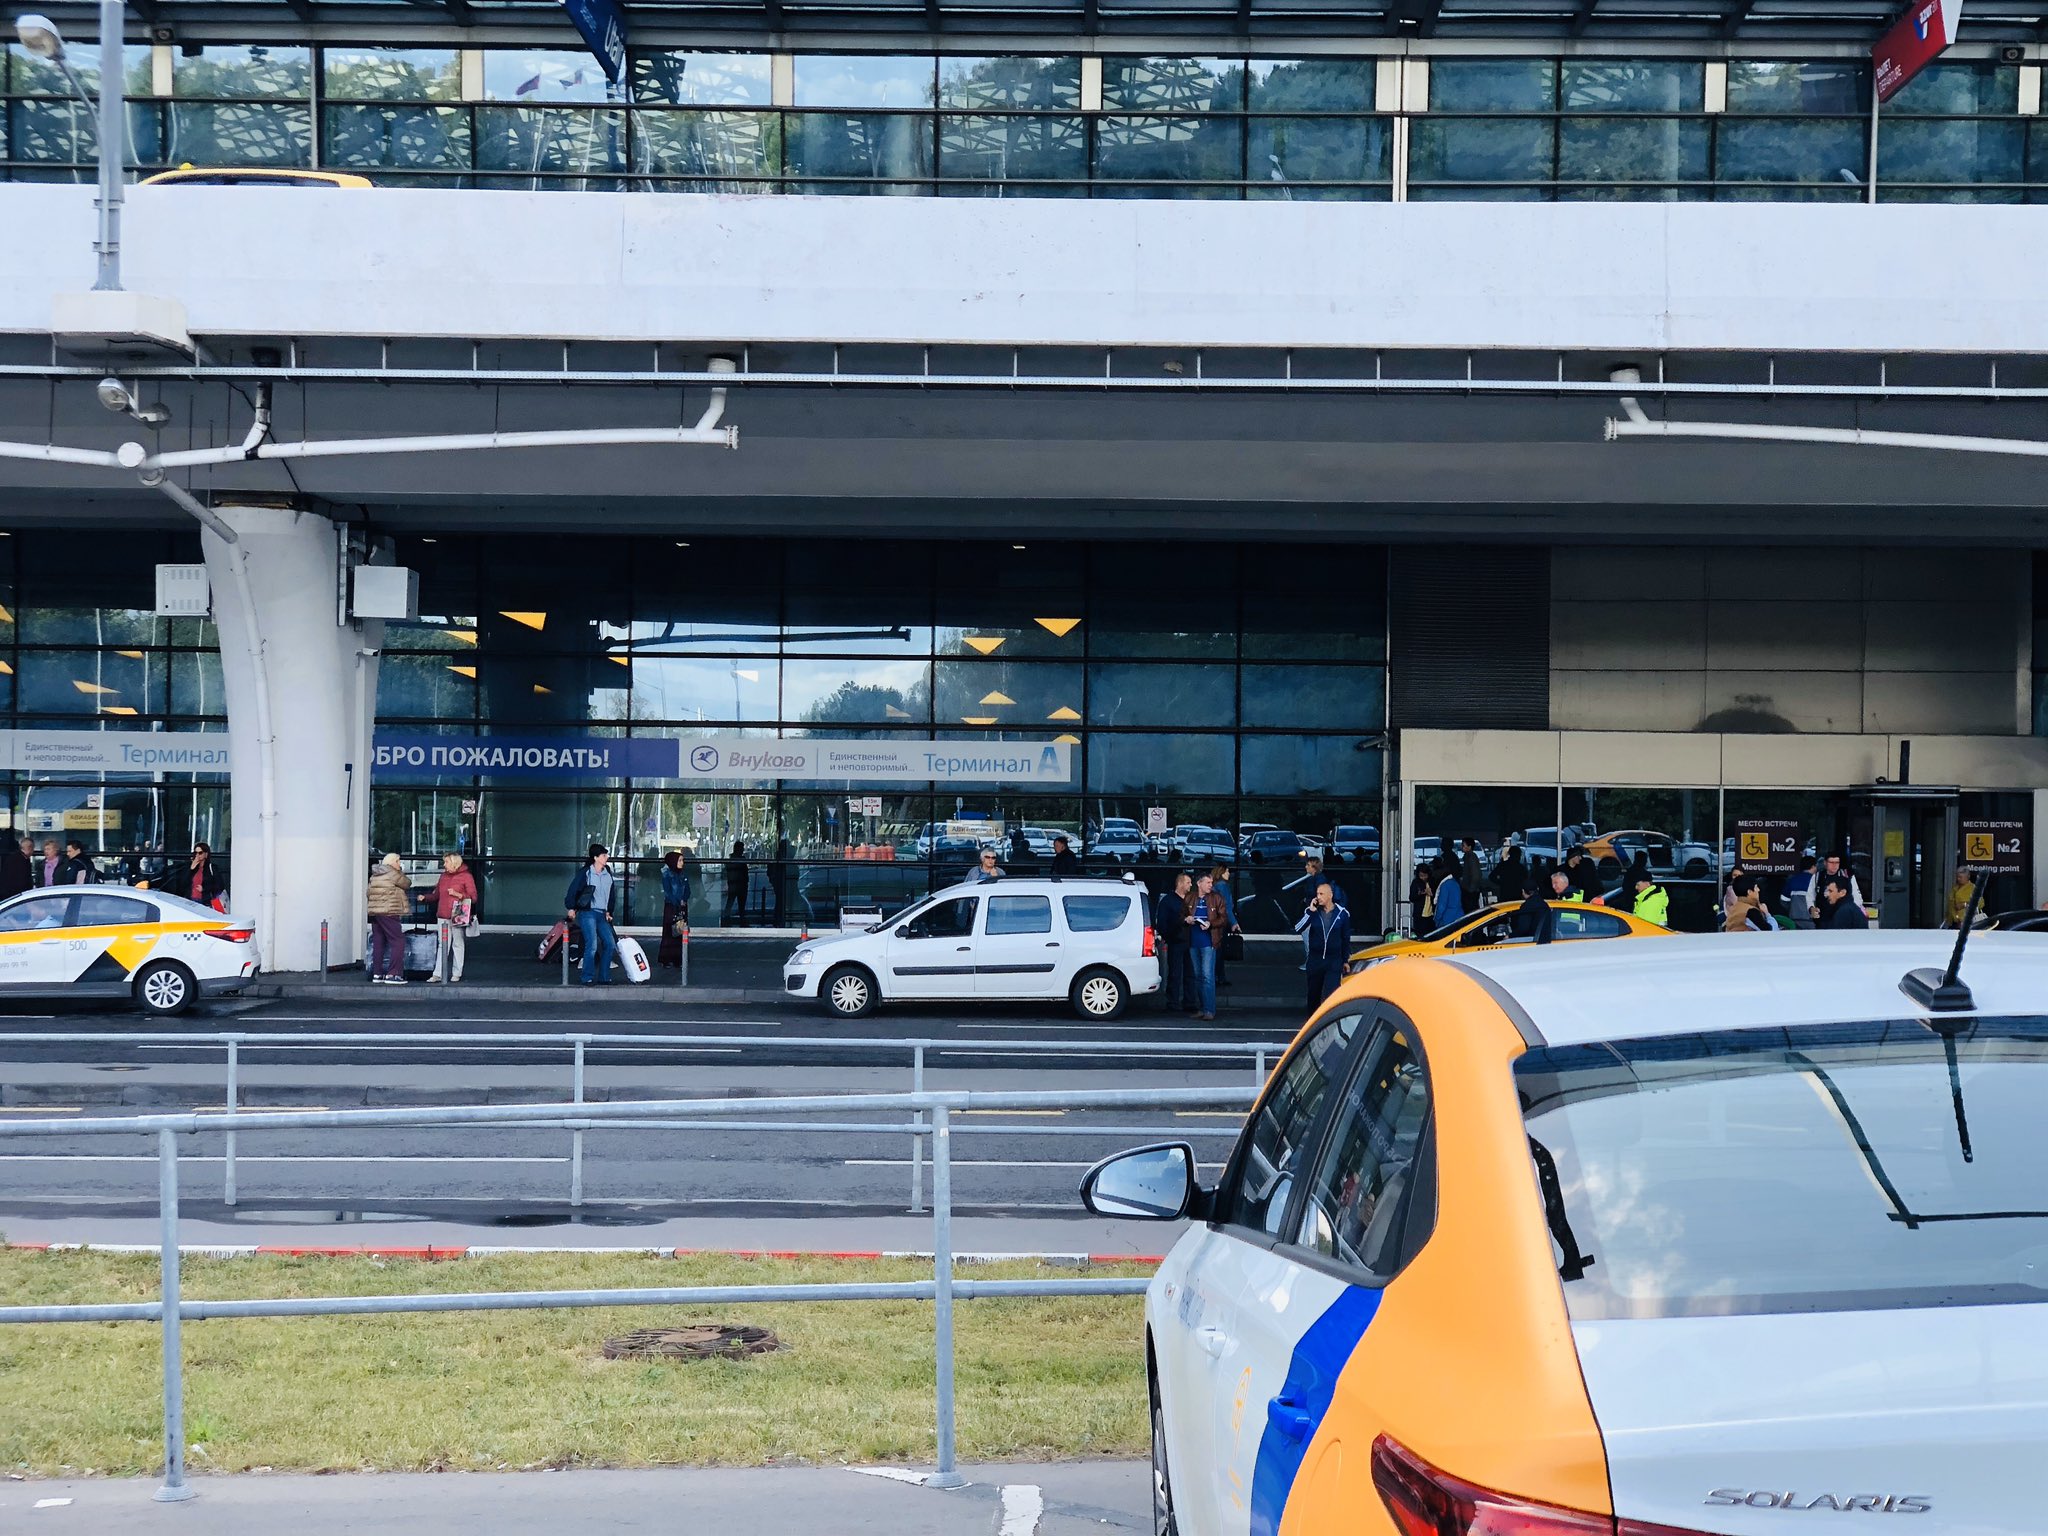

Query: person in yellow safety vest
[1630,872,1670,927]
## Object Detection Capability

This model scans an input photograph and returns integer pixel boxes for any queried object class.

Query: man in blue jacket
[1295,880,1354,1011]
[564,842,618,986]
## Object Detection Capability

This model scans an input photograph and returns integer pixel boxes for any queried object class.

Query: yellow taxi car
[1083,934,2048,1536]
[139,167,373,188]
[0,884,259,1014]
[1348,900,1669,974]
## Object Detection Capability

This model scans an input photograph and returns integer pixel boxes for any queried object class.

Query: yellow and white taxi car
[1085,934,2046,1535]
[0,884,259,1014]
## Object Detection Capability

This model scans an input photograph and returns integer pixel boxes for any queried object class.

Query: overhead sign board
[563,0,627,83]
[372,733,1075,785]
[1733,818,1801,874]
[1,729,230,776]
[1961,819,2024,875]
[1873,0,1962,103]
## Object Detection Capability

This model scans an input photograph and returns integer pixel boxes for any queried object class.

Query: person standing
[1781,855,1817,930]
[430,852,479,983]
[1457,838,1486,911]
[36,840,61,887]
[565,843,619,986]
[1720,862,1747,924]
[722,840,748,926]
[1154,872,1192,1012]
[365,852,410,985]
[657,851,690,969]
[57,839,97,885]
[1407,861,1434,935]
[1210,865,1241,989]
[1185,872,1223,1021]
[1295,879,1353,1011]
[971,849,1006,883]
[1945,867,1978,928]
[182,843,225,908]
[1820,873,1869,929]
[1513,879,1557,943]
[1630,872,1670,927]
[1050,835,1082,877]
[0,830,30,900]
[1432,856,1465,929]
[1806,852,1865,925]
[1723,873,1773,933]
[1491,843,1527,908]
[1562,845,1604,906]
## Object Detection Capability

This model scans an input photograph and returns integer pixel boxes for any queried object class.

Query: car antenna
[1899,867,1990,1013]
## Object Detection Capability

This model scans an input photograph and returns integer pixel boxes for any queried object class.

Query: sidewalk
[1,1462,1148,1534]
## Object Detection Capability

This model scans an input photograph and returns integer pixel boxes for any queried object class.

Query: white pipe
[152,482,278,969]
[0,441,123,467]
[695,355,738,434]
[1605,410,2048,460]
[146,423,736,472]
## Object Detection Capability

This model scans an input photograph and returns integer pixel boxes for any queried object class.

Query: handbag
[1223,931,1245,963]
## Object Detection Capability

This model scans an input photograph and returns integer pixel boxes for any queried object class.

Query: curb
[7,1241,1165,1265]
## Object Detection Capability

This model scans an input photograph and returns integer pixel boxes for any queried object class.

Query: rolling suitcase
[615,936,652,984]
[538,919,570,963]
[403,927,442,980]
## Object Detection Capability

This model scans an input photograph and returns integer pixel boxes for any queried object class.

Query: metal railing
[0,1084,1253,1503]
[0,1029,1276,1214]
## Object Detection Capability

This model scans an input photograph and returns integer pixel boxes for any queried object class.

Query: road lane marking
[1174,1110,1245,1118]
[0,1106,81,1113]
[845,1159,1224,1170]
[958,1109,1065,1116]
[999,1484,1044,1536]
[137,1044,742,1056]
[0,1154,564,1165]
[239,1015,788,1027]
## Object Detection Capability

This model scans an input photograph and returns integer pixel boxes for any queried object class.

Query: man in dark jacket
[1457,839,1486,911]
[1295,880,1354,1010]
[0,830,30,899]
[1819,874,1870,929]
[1050,836,1082,877]
[1491,845,1527,907]
[1153,873,1192,1011]
[57,839,98,885]
[1511,880,1556,943]
[1562,846,1605,905]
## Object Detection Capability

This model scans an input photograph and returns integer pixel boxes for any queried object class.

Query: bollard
[1254,1047,1267,1087]
[438,920,451,983]
[153,1129,196,1502]
[927,1103,965,1489]
[569,1037,587,1208]
[678,924,689,988]
[223,1037,240,1207]
[562,928,571,987]
[318,919,329,975]
[908,1045,925,1214]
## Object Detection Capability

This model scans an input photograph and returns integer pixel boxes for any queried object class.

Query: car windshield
[1518,1018,2048,1319]
[1418,912,1483,943]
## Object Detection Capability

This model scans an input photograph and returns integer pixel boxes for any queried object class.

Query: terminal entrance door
[1850,789,1959,930]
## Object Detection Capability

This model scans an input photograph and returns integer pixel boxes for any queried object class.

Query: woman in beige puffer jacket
[366,853,411,983]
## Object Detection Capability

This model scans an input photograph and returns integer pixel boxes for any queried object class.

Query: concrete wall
[1551,547,2030,737]
[6,186,2048,352]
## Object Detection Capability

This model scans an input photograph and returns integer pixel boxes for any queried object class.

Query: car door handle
[1045,941,1061,947]
[1194,1326,1228,1359]
[1267,1395,1315,1441]
[955,945,971,952]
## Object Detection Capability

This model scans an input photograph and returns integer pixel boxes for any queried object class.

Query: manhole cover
[603,1324,781,1361]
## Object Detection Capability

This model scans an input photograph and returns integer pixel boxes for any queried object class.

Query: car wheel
[1071,966,1128,1022]
[135,960,195,1016]
[1150,1368,1179,1536]
[820,964,876,1019]
[1682,858,1708,879]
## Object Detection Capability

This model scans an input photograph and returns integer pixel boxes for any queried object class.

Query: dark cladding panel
[1389,545,1547,730]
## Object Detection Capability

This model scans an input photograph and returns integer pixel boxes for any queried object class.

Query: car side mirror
[1080,1143,1201,1221]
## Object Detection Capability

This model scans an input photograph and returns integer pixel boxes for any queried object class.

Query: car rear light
[204,928,254,943]
[1372,1436,1713,1536]
[1142,926,1156,957]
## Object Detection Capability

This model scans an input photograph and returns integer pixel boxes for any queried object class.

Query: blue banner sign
[563,0,627,83]
[373,734,676,779]
[370,733,1076,784]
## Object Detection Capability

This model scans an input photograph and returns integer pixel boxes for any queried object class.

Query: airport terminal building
[2,0,2046,965]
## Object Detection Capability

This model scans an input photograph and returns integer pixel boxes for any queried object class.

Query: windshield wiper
[1528,1135,1595,1283]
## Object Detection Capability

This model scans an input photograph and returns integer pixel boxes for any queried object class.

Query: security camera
[96,377,133,413]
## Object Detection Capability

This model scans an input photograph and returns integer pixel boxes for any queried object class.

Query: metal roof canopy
[31,0,2048,42]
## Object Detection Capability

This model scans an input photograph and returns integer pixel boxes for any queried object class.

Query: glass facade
[370,535,1388,929]
[8,43,2026,200]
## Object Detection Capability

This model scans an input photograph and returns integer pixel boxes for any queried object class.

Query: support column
[200,505,380,973]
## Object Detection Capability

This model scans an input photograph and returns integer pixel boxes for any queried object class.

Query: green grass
[0,1250,1152,1477]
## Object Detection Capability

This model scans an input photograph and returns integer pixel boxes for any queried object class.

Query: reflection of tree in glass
[798,678,931,728]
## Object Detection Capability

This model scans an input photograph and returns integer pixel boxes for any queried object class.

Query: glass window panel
[781,659,931,724]
[168,650,225,717]
[477,662,629,724]
[792,55,935,108]
[631,51,773,106]
[8,42,152,97]
[1087,661,1233,728]
[987,893,1053,934]
[482,51,615,104]
[1240,734,1382,798]
[172,45,311,98]
[1715,118,1867,187]
[934,660,1084,726]
[629,656,779,723]
[938,57,1081,110]
[1559,117,1708,184]
[1089,554,1235,656]
[1410,117,1552,184]
[1086,730,1233,795]
[1095,114,1242,181]
[1565,785,1720,931]
[629,540,778,650]
[785,112,933,179]
[475,107,628,176]
[321,47,461,102]
[167,103,312,168]
[1726,62,1865,115]
[377,652,479,721]
[1880,118,2024,185]
[1101,57,1242,113]
[636,109,779,178]
[1246,58,1375,113]
[16,650,166,716]
[1246,185,1392,203]
[936,596,1086,658]
[324,105,472,172]
[784,544,931,653]
[9,99,163,167]
[1217,1011,1361,1233]
[1240,664,1383,731]
[1888,62,2018,115]
[15,533,179,644]
[1251,116,1392,185]
[939,114,1087,180]
[1240,546,1385,661]
[1428,59,1556,113]
[1294,1022,1430,1274]
[1559,61,1703,112]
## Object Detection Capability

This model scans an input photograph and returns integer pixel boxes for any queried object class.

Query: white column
[200,505,381,972]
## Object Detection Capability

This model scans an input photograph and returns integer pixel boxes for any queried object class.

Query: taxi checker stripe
[1246,1285,1382,1536]
[0,922,218,950]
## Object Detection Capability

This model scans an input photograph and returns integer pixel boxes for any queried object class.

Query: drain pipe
[1605,366,2048,459]
[142,471,280,969]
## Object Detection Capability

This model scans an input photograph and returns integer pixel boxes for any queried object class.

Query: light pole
[14,7,127,291]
